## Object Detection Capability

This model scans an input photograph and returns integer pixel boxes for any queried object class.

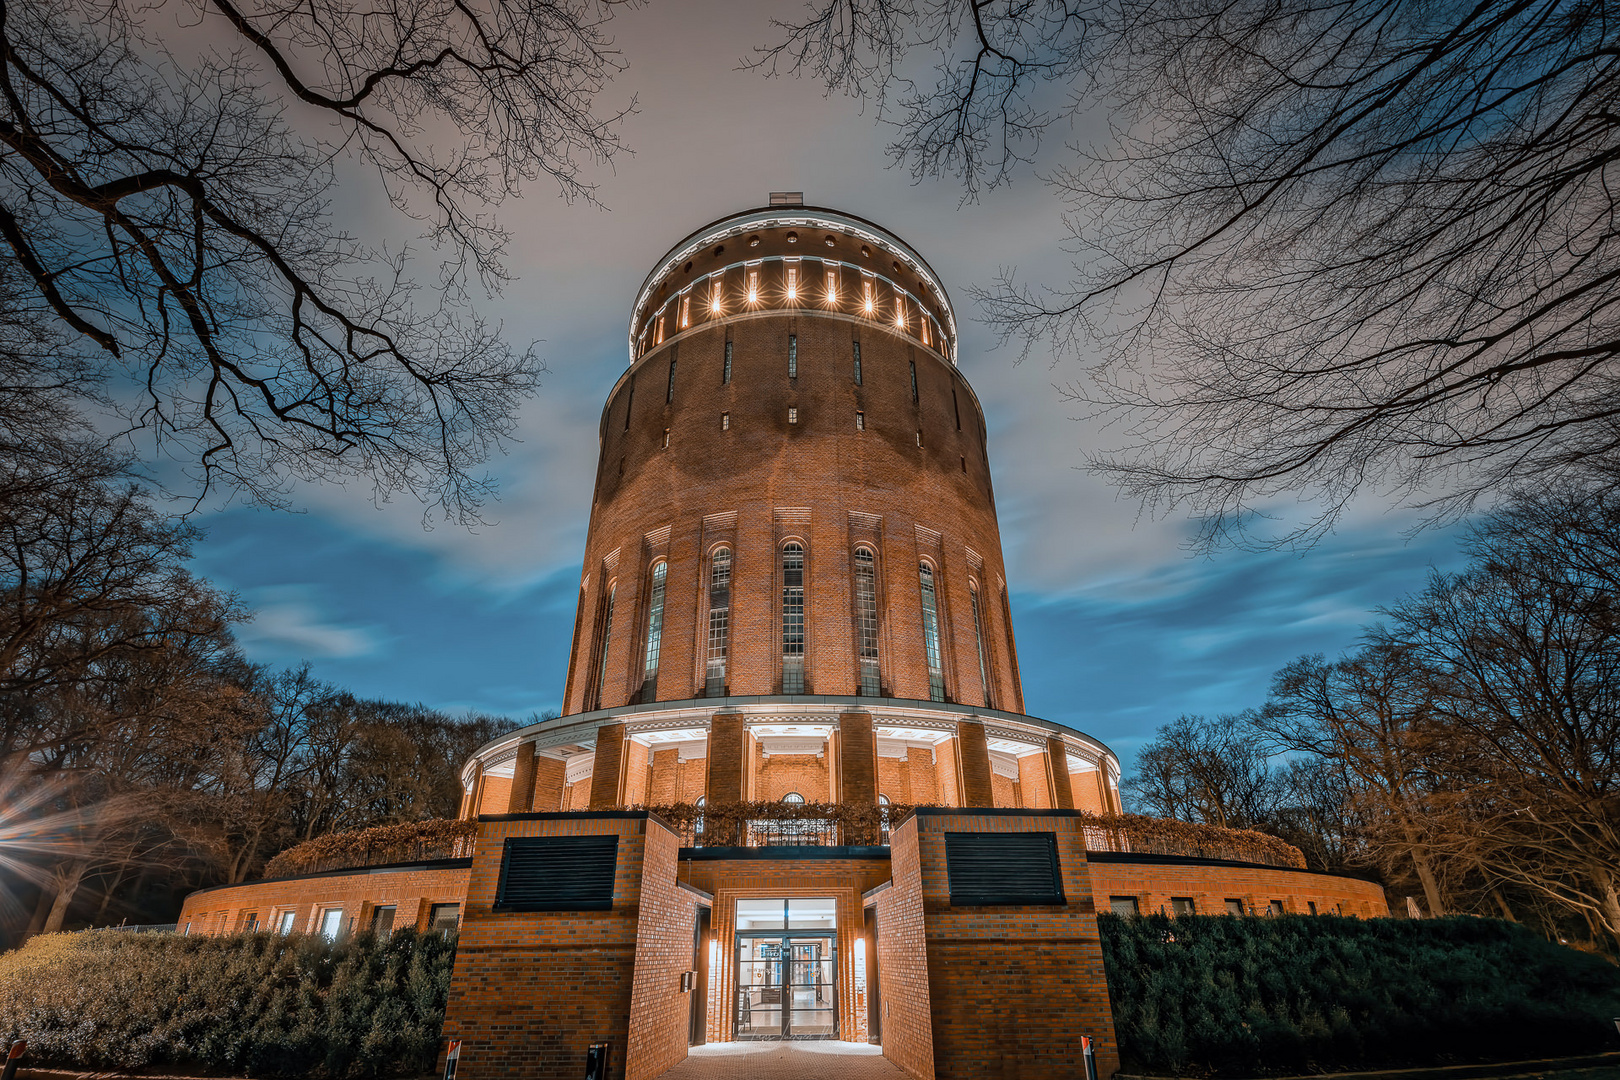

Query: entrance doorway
[733,898,837,1039]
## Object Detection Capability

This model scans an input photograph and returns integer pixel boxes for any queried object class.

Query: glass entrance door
[735,933,837,1038]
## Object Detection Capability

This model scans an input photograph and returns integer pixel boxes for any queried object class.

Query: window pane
[782,544,805,693]
[642,562,667,701]
[787,897,837,930]
[970,585,992,708]
[706,550,731,695]
[1109,896,1139,917]
[736,899,786,930]
[855,549,880,696]
[919,563,945,701]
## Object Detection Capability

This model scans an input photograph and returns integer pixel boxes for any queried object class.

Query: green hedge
[0,928,454,1078]
[1099,913,1620,1076]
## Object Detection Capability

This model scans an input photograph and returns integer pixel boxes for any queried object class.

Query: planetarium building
[179,198,1388,1080]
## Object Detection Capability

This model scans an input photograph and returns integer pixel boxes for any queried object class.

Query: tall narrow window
[710,275,724,313]
[680,295,691,328]
[862,277,874,314]
[788,335,797,378]
[721,412,730,430]
[909,360,918,403]
[855,411,865,431]
[970,583,992,708]
[624,374,634,430]
[656,317,665,345]
[641,562,667,702]
[855,548,881,696]
[921,317,930,346]
[747,268,760,303]
[592,583,616,710]
[894,296,907,329]
[825,266,838,302]
[781,543,806,693]
[706,549,732,696]
[918,563,945,701]
[666,357,677,403]
[723,340,733,384]
[952,388,961,430]
[786,264,799,300]
[852,341,862,385]
[788,407,798,424]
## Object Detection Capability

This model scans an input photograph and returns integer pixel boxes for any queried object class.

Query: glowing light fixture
[895,297,907,328]
[680,295,690,328]
[862,278,874,314]
[710,276,723,314]
[786,265,798,301]
[825,267,838,303]
[747,268,760,304]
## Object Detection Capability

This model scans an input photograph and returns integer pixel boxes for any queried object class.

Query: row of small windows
[586,543,1006,708]
[637,258,951,360]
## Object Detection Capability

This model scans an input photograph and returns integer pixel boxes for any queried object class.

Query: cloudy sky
[184,0,1470,770]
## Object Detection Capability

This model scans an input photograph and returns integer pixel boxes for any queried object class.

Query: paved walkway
[654,1040,909,1080]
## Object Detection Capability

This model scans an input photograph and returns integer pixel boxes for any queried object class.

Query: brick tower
[459,196,1122,819]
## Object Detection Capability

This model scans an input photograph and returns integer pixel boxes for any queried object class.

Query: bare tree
[767,0,1620,545]
[2,0,632,518]
[1121,712,1282,831]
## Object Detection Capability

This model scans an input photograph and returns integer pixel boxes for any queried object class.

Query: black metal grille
[945,831,1065,906]
[495,835,618,912]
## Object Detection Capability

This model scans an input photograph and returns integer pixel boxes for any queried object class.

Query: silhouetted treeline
[1123,487,1620,952]
[0,439,525,946]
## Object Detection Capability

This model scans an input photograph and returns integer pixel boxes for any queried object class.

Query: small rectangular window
[277,910,298,934]
[723,340,732,384]
[1171,897,1196,917]
[788,407,798,424]
[960,455,966,472]
[909,359,918,402]
[1109,896,1140,917]
[721,412,730,431]
[662,428,670,449]
[856,411,865,431]
[370,905,396,938]
[1224,899,1245,916]
[788,334,797,378]
[319,908,344,941]
[1308,901,1318,916]
[242,911,260,932]
[852,341,862,385]
[916,429,923,448]
[1268,900,1285,916]
[429,903,462,935]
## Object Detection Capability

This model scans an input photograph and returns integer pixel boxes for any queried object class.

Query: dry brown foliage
[263,818,477,878]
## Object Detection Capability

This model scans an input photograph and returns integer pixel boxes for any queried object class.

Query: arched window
[918,562,945,701]
[783,792,805,804]
[969,580,992,709]
[591,581,616,710]
[878,794,891,805]
[854,547,881,696]
[705,549,731,697]
[640,562,667,703]
[781,543,806,693]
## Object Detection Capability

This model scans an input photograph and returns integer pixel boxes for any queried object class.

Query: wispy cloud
[236,586,380,660]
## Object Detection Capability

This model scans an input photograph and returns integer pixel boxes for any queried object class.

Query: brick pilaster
[533,755,566,813]
[588,722,627,809]
[1046,735,1076,810]
[955,719,994,808]
[706,712,746,804]
[836,711,877,806]
[505,742,537,813]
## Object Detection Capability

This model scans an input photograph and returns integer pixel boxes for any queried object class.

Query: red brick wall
[591,723,628,809]
[1017,753,1051,810]
[909,811,1121,1080]
[442,813,692,1080]
[873,817,935,1080]
[535,757,566,813]
[1087,859,1389,918]
[755,751,830,801]
[177,863,470,938]
[626,822,701,1080]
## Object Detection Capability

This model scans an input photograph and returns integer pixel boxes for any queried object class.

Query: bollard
[0,1040,25,1080]
[584,1042,612,1080]
[1081,1035,1098,1080]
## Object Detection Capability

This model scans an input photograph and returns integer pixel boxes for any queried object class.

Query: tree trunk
[42,860,88,933]
[1490,888,1516,922]
[1400,818,1446,916]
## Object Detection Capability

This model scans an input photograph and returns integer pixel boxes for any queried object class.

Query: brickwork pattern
[507,743,537,814]
[754,751,830,802]
[1086,860,1389,918]
[627,821,701,1080]
[871,819,934,1080]
[837,712,877,806]
[910,811,1121,1080]
[1046,737,1075,810]
[953,722,993,808]
[592,723,629,809]
[176,863,470,938]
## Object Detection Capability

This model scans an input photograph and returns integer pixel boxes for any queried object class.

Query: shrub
[0,928,455,1078]
[264,819,477,878]
[1099,913,1620,1076]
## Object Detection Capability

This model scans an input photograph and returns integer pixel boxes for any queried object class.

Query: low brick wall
[1087,852,1389,918]
[176,860,471,937]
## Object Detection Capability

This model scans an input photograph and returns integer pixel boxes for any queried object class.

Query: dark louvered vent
[495,835,619,912]
[945,831,1065,906]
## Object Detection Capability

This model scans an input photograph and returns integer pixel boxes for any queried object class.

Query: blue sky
[179,0,1472,775]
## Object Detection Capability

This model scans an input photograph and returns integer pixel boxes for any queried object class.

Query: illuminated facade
[178,198,1389,1080]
